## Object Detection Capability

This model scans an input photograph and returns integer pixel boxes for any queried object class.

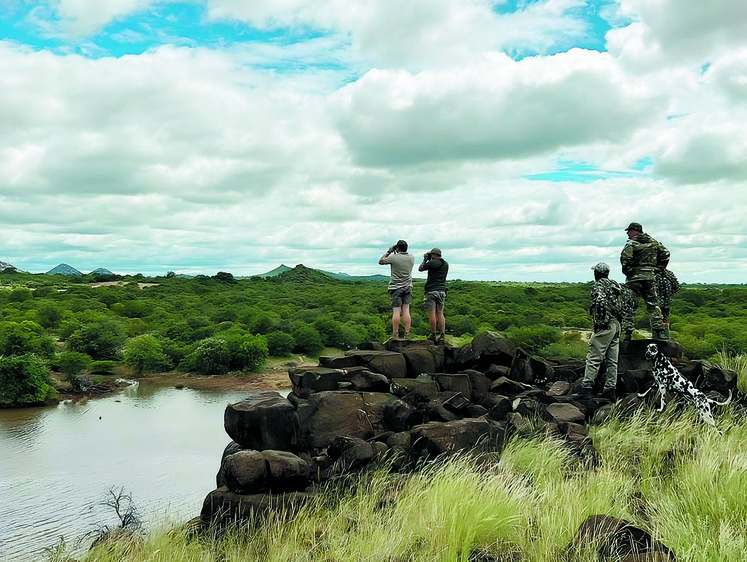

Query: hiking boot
[652,328,667,341]
[437,333,446,342]
[404,332,411,340]
[621,331,633,341]
[573,386,594,399]
[427,333,438,343]
[601,388,617,402]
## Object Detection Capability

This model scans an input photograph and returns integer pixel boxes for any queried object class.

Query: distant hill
[276,264,340,284]
[47,263,82,276]
[90,267,114,275]
[255,264,387,282]
[0,260,18,273]
[319,269,389,282]
[257,264,294,278]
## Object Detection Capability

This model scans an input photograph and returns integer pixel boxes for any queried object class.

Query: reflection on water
[0,381,263,561]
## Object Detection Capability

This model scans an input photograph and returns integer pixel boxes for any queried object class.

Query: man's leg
[426,302,438,334]
[391,307,401,337]
[622,282,642,339]
[581,323,615,394]
[640,280,665,336]
[602,318,621,396]
[402,303,411,337]
[436,307,446,337]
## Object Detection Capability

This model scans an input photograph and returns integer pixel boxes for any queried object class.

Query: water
[0,381,266,561]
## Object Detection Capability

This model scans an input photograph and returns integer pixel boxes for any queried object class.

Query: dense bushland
[1,268,747,406]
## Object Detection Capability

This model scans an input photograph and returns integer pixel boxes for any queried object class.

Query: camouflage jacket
[620,233,670,282]
[590,277,633,329]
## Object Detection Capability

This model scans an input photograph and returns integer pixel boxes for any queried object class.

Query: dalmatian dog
[640,343,732,429]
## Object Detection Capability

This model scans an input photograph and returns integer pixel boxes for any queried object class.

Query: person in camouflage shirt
[620,222,669,340]
[576,262,632,401]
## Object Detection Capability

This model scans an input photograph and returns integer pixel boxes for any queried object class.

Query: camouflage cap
[625,222,643,232]
[591,262,610,274]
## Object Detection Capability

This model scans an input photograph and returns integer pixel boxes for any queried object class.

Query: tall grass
[714,349,747,395]
[56,404,747,562]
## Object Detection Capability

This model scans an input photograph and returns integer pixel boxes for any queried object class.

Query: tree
[181,338,230,376]
[67,319,126,360]
[8,287,33,303]
[221,332,268,371]
[213,271,237,284]
[0,321,56,358]
[56,351,93,392]
[123,335,173,374]
[266,331,295,357]
[291,325,324,354]
[0,354,56,406]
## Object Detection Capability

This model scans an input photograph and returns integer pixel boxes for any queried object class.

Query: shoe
[404,332,411,340]
[438,333,445,342]
[427,333,438,343]
[573,386,594,399]
[601,389,617,402]
[652,329,667,341]
[621,331,633,341]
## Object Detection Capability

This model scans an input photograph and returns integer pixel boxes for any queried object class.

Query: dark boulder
[294,391,398,450]
[344,350,407,379]
[224,392,298,451]
[410,417,500,458]
[570,514,676,561]
[200,487,316,524]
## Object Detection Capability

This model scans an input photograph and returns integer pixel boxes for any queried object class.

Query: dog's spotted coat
[640,343,731,429]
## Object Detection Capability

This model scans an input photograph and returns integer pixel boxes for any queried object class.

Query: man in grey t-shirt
[379,239,415,339]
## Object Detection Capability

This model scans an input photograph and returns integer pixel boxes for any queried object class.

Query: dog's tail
[708,389,733,407]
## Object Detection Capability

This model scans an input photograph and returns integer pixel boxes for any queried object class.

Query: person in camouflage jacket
[576,262,632,401]
[620,222,669,340]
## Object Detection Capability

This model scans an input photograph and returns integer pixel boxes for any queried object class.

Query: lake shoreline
[49,355,305,404]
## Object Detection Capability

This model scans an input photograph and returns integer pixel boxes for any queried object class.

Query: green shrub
[8,287,33,303]
[181,338,230,376]
[291,325,324,354]
[57,351,92,378]
[221,332,268,372]
[67,319,126,360]
[0,354,56,406]
[266,331,295,357]
[0,321,56,358]
[506,324,562,354]
[123,335,173,374]
[90,360,118,375]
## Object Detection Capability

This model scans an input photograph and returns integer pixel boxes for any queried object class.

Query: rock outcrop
[201,331,736,530]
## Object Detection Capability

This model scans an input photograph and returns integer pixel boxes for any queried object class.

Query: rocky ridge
[200,331,736,545]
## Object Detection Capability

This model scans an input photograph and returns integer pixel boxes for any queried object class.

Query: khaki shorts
[424,291,446,309]
[389,287,413,308]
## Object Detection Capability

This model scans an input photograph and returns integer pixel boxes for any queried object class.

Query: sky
[1,0,745,282]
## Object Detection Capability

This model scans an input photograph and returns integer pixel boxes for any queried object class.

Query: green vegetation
[51,403,747,561]
[2,268,747,406]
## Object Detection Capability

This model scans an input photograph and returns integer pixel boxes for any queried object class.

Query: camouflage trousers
[582,317,620,391]
[623,279,664,333]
